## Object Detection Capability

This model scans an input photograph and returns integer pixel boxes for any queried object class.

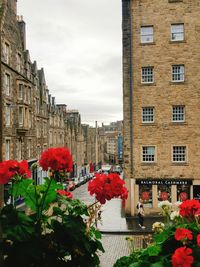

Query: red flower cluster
[0,160,31,184]
[172,246,194,267]
[57,190,73,199]
[39,147,73,172]
[88,173,128,204]
[179,199,200,218]
[175,228,193,242]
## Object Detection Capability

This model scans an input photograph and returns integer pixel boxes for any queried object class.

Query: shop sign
[136,179,192,185]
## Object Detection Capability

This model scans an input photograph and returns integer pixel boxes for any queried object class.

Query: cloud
[17,0,122,125]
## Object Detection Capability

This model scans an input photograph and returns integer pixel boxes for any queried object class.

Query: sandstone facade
[122,0,200,215]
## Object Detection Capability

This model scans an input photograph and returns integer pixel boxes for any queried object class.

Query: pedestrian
[137,198,146,229]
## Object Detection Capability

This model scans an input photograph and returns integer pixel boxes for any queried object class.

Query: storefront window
[139,184,152,207]
[177,185,190,201]
[158,185,171,202]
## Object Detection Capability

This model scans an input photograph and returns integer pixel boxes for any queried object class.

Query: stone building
[1,1,37,162]
[0,0,100,179]
[122,0,200,215]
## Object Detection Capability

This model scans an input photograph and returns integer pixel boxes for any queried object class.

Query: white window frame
[5,104,11,126]
[140,26,154,43]
[5,73,11,96]
[172,65,185,82]
[142,107,154,123]
[142,146,156,163]
[172,106,185,122]
[141,67,154,84]
[171,24,184,41]
[172,146,186,163]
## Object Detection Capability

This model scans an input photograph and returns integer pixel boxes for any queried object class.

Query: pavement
[73,183,164,267]
[73,183,164,234]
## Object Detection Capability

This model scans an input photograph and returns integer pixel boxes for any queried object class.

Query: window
[18,84,23,99]
[172,106,185,122]
[5,73,11,95]
[19,107,23,125]
[5,139,10,160]
[27,139,31,158]
[28,87,31,104]
[16,53,22,72]
[173,146,186,162]
[177,185,190,201]
[4,42,10,64]
[29,111,32,128]
[142,107,154,123]
[5,104,11,126]
[171,24,184,41]
[142,67,154,83]
[140,26,153,43]
[142,146,155,162]
[139,184,153,208]
[172,65,184,82]
[158,185,171,202]
[18,139,22,161]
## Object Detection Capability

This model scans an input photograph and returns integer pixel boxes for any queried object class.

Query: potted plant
[0,147,128,267]
[114,199,200,267]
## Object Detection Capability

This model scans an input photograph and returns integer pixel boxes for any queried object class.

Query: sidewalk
[98,198,163,234]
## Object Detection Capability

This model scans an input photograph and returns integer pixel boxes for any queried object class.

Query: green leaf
[150,262,163,267]
[145,245,161,256]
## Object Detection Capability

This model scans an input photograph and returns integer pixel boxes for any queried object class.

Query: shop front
[133,179,194,214]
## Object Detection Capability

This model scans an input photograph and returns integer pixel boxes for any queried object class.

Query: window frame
[5,139,11,160]
[141,67,154,84]
[171,24,184,41]
[172,105,185,122]
[5,73,11,96]
[140,26,154,44]
[142,146,156,163]
[172,65,185,82]
[172,146,187,163]
[5,104,11,127]
[142,107,154,123]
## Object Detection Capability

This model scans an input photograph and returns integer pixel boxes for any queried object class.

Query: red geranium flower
[88,173,128,204]
[197,234,200,247]
[175,228,193,242]
[172,246,194,267]
[179,199,200,219]
[0,160,31,184]
[39,147,73,172]
[57,190,73,199]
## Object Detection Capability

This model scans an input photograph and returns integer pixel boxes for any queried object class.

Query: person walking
[137,198,146,229]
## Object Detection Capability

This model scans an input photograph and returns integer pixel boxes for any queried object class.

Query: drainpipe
[0,1,7,264]
[122,0,134,175]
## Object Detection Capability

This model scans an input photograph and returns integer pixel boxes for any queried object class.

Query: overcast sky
[17,0,122,126]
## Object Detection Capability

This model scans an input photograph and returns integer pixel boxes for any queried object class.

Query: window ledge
[168,0,183,2]
[141,123,157,126]
[171,162,188,166]
[140,42,156,46]
[141,162,157,166]
[169,40,186,44]
[169,81,185,85]
[170,122,187,126]
[141,83,156,86]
